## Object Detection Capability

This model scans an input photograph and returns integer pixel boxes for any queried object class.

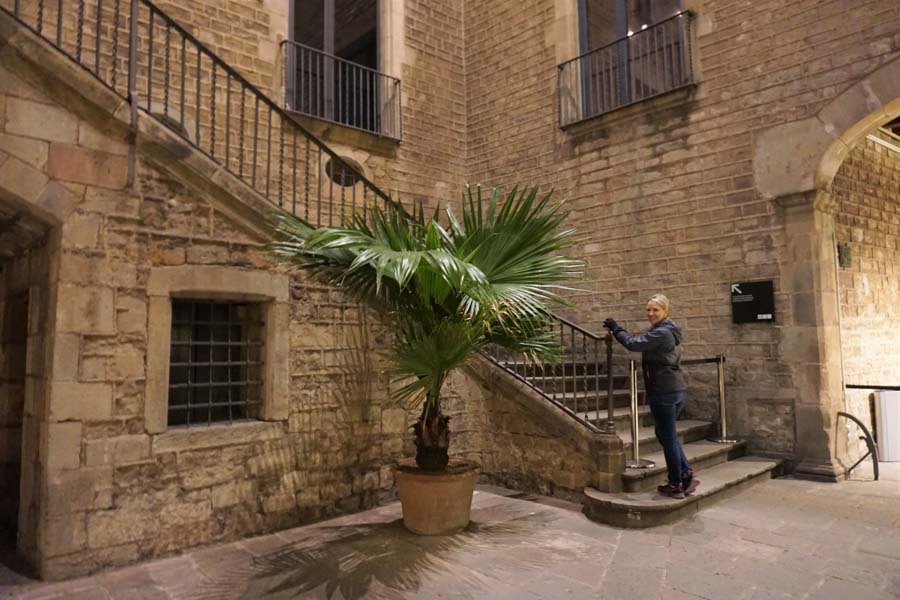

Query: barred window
[168,300,264,427]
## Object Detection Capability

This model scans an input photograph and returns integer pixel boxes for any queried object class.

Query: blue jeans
[649,390,691,486]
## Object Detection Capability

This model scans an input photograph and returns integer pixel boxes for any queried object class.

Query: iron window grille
[168,300,264,427]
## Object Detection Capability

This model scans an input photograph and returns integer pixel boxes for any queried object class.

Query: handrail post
[625,359,654,469]
[708,355,737,443]
[604,333,616,434]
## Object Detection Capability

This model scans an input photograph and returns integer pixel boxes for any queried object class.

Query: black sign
[730,280,775,324]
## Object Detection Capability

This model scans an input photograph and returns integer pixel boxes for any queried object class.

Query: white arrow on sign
[731,284,742,294]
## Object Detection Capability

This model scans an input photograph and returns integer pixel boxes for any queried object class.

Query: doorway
[0,290,27,548]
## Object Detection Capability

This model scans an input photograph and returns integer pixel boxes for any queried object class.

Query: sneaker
[657,482,685,499]
[681,468,695,490]
[684,479,700,496]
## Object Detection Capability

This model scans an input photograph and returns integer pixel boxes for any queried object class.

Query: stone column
[779,191,847,481]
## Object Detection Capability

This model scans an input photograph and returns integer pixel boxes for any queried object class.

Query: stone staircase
[505,359,783,527]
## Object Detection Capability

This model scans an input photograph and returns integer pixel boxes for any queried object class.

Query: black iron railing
[481,317,619,434]
[0,0,396,226]
[282,40,401,140]
[558,11,694,127]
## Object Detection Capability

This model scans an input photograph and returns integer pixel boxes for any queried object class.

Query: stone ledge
[147,265,290,301]
[152,420,284,454]
[583,456,783,528]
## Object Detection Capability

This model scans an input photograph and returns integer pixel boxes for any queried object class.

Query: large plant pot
[394,457,480,535]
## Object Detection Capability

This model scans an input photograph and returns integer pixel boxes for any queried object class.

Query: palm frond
[270,186,584,408]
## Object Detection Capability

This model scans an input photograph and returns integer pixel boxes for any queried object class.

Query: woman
[603,294,698,499]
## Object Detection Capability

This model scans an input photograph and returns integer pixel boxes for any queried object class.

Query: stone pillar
[779,191,847,481]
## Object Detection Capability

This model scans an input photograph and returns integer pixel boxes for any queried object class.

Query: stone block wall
[833,130,900,449]
[459,0,900,457]
[444,358,617,500]
[0,47,414,578]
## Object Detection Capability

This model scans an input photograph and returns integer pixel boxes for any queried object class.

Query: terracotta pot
[394,457,480,535]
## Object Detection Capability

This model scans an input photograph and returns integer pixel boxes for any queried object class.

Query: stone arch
[750,55,900,481]
[753,55,900,200]
[0,155,79,229]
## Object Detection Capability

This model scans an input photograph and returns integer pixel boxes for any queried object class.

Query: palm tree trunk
[413,395,451,471]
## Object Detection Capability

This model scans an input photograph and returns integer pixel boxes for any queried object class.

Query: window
[559,0,694,126]
[145,267,290,435]
[286,0,401,138]
[168,300,265,427]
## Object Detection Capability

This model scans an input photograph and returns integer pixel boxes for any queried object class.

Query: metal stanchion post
[626,359,655,469]
[604,333,616,434]
[708,355,738,443]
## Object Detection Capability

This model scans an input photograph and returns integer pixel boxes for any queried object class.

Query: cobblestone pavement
[2,464,899,600]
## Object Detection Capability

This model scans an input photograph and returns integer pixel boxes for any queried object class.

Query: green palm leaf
[270,185,583,420]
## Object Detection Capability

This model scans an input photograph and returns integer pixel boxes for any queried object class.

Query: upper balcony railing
[282,40,402,141]
[558,11,694,128]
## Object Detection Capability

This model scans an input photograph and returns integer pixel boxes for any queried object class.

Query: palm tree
[270,185,582,471]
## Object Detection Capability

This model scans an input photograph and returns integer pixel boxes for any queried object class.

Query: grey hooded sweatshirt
[612,318,686,396]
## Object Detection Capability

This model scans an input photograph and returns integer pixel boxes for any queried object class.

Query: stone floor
[1,464,899,600]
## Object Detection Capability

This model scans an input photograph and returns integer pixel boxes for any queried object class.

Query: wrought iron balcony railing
[558,11,694,128]
[282,40,402,140]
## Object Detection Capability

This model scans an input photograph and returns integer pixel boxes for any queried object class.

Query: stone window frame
[145,266,290,435]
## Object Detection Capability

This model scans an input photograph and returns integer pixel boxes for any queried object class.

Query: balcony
[282,40,402,140]
[557,11,694,128]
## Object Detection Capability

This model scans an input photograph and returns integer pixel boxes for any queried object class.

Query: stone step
[583,456,783,528]
[621,439,748,492]
[574,405,652,428]
[619,419,714,455]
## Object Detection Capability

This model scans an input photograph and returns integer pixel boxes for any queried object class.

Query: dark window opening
[325,157,365,187]
[289,0,387,134]
[168,300,264,428]
[561,0,691,126]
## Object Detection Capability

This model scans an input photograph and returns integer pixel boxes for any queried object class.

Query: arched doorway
[752,55,900,480]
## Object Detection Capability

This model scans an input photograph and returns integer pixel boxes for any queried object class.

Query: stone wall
[444,358,622,500]
[459,0,900,457]
[833,130,900,451]
[0,41,416,578]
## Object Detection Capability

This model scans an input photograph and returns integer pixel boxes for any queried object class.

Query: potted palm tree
[270,185,581,534]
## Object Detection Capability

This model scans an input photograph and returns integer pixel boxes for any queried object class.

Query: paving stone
[808,576,895,600]
[5,474,900,599]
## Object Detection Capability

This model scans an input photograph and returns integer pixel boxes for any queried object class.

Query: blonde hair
[647,294,671,317]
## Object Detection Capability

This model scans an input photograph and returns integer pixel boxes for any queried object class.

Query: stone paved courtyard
[1,464,899,600]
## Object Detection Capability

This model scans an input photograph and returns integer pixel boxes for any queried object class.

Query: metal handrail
[682,355,736,443]
[625,359,654,469]
[1,0,399,227]
[846,384,900,391]
[481,317,621,435]
[558,11,694,68]
[282,39,400,80]
[281,39,402,140]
